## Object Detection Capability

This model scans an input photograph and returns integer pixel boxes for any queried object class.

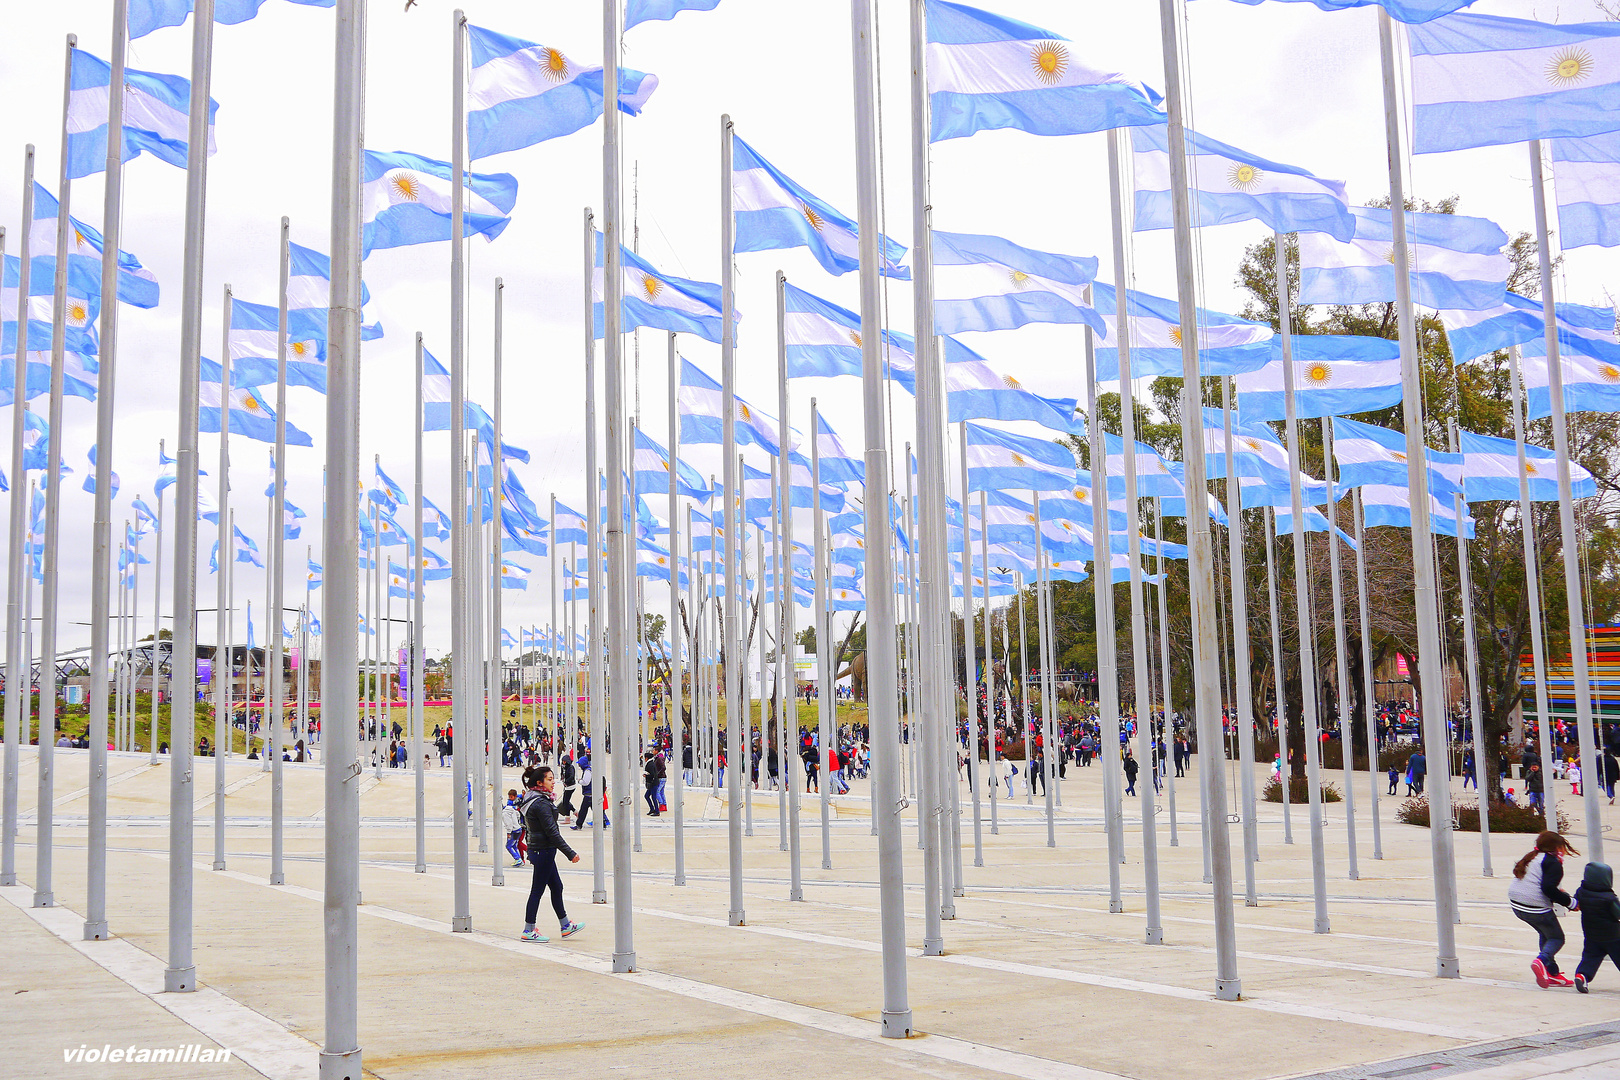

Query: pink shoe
[1532,957,1551,988]
[1548,972,1574,987]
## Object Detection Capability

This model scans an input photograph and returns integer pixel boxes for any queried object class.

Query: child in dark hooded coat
[1574,862,1620,993]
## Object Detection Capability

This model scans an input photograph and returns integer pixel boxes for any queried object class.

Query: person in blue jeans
[518,765,584,942]
[1510,830,1577,988]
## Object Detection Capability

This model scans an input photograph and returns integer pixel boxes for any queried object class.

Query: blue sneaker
[521,928,549,943]
[560,919,584,938]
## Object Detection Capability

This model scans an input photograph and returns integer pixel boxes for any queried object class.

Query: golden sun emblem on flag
[657,556,668,566]
[1306,362,1333,384]
[1388,449,1407,462]
[72,227,89,251]
[1547,47,1594,87]
[1524,461,1540,477]
[1026,512,1038,524]
[641,274,663,301]
[848,330,862,347]
[67,300,89,326]
[1011,452,1027,466]
[242,393,261,412]
[1009,268,1032,290]
[801,203,825,232]
[1075,488,1089,501]
[541,47,570,82]
[1002,373,1022,390]
[388,172,422,202]
[1227,163,1264,192]
[291,340,312,357]
[1030,40,1069,85]
[1242,437,1263,453]
[1168,325,1183,345]
[739,401,752,421]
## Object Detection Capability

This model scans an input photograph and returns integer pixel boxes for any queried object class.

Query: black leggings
[525,848,567,926]
[1515,907,1565,974]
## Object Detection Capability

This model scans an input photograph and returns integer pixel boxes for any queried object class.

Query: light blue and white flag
[1331,416,1461,497]
[1235,334,1403,421]
[228,298,326,391]
[1360,483,1475,537]
[813,413,864,486]
[926,0,1163,142]
[286,242,381,340]
[963,422,1075,492]
[944,336,1077,433]
[129,0,333,39]
[733,136,907,279]
[1297,206,1509,311]
[467,24,658,160]
[633,428,708,501]
[199,360,313,446]
[1409,13,1620,155]
[499,561,530,591]
[421,494,452,542]
[1132,124,1353,240]
[209,524,264,572]
[370,463,407,511]
[27,186,160,308]
[1103,434,1183,498]
[415,548,452,582]
[553,502,589,547]
[678,358,791,454]
[362,150,518,255]
[81,446,120,498]
[1092,281,1272,380]
[626,0,722,29]
[1215,0,1476,24]
[1552,132,1620,250]
[67,48,216,178]
[1460,429,1597,502]
[594,237,727,343]
[931,230,1102,335]
[1520,340,1620,419]
[781,282,915,390]
[1440,291,1615,363]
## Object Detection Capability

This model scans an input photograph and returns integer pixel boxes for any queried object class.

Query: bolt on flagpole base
[270,872,285,885]
[593,892,607,904]
[491,873,504,886]
[164,966,195,992]
[1245,897,1259,908]
[881,1010,913,1039]
[729,909,746,926]
[1482,868,1494,878]
[1349,870,1360,881]
[973,855,983,867]
[0,874,15,887]
[1314,917,1330,935]
[212,860,225,871]
[318,1048,361,1080]
[790,886,803,902]
[33,891,54,907]
[923,935,943,956]
[451,915,472,932]
[1437,956,1460,978]
[1145,927,1163,945]
[414,864,425,875]
[1215,978,1241,1002]
[1109,901,1123,913]
[82,920,108,941]
[612,952,636,973]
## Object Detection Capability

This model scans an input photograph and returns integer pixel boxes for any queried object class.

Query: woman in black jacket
[519,765,584,942]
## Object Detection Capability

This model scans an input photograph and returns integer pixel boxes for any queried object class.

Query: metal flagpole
[811,400,833,869]
[150,465,164,763]
[1506,345,1556,827]
[668,334,687,884]
[1033,496,1058,850]
[977,492,997,836]
[269,218,290,885]
[1321,420,1360,880]
[1221,379,1258,903]
[1529,139,1605,860]
[414,334,426,873]
[1379,11,1461,970]
[1264,505,1292,845]
[851,0,911,1031]
[84,0,131,938]
[1275,231,1328,930]
[753,524,766,840]
[718,115,746,929]
[604,0,635,966]
[1083,286,1124,911]
[1158,0,1240,999]
[35,34,79,912]
[583,216,607,908]
[449,7,473,934]
[213,287,232,870]
[1,166,27,891]
[490,279,505,888]
[771,459,787,851]
[321,0,365,1067]
[957,424,982,867]
[1154,498,1178,847]
[774,276,804,901]
[1448,424,1491,875]
[1353,490,1382,860]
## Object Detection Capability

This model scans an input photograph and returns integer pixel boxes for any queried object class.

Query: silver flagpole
[1033,494,1057,849]
[1264,505,1292,845]
[1106,128,1160,933]
[1529,140,1605,859]
[718,114,745,928]
[35,34,79,912]
[214,286,233,871]
[977,492,997,836]
[1158,0,1239,999]
[774,276,803,900]
[752,521,765,840]
[668,331,686,885]
[2,162,30,891]
[152,452,165,765]
[1154,498,1178,848]
[1083,286,1124,911]
[770,459,787,850]
[85,0,130,939]
[811,400,833,869]
[1353,490,1382,860]
[1448,423,1490,875]
[449,8,473,933]
[413,334,426,873]
[957,424,982,867]
[321,0,364,1067]
[269,218,289,885]
[1275,232,1328,929]
[1322,420,1360,879]
[852,0,911,1031]
[163,0,214,992]
[1221,379,1258,903]
[1379,11,1461,968]
[583,215,606,907]
[1506,345,1557,826]
[490,279,505,888]
[604,0,635,965]
[549,494,557,766]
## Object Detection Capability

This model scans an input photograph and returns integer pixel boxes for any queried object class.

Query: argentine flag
[228,298,326,392]
[945,337,1077,433]
[67,49,215,179]
[361,150,517,255]
[814,413,865,486]
[287,242,381,340]
[129,0,333,39]
[678,358,790,455]
[594,238,727,344]
[467,24,659,160]
[1552,133,1620,250]
[626,0,722,31]
[553,503,589,547]
[1360,484,1475,538]
[1409,13,1620,155]
[633,429,708,501]
[1218,1,1476,23]
[29,186,160,309]
[733,136,908,279]
[1297,206,1509,311]
[926,0,1163,142]
[1460,429,1597,502]
[1439,292,1613,363]
[1520,342,1620,419]
[199,360,312,446]
[1092,281,1272,381]
[782,282,915,390]
[1235,334,1403,421]
[932,230,1102,335]
[963,421,1075,492]
[1132,124,1353,241]
[1104,435,1183,499]
[499,561,530,591]
[1331,416,1461,498]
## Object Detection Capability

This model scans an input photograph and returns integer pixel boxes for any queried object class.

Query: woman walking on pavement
[518,765,584,942]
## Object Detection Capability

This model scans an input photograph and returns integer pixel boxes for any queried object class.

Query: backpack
[562,759,577,786]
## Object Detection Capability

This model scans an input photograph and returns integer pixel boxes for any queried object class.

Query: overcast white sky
[0,0,1614,659]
